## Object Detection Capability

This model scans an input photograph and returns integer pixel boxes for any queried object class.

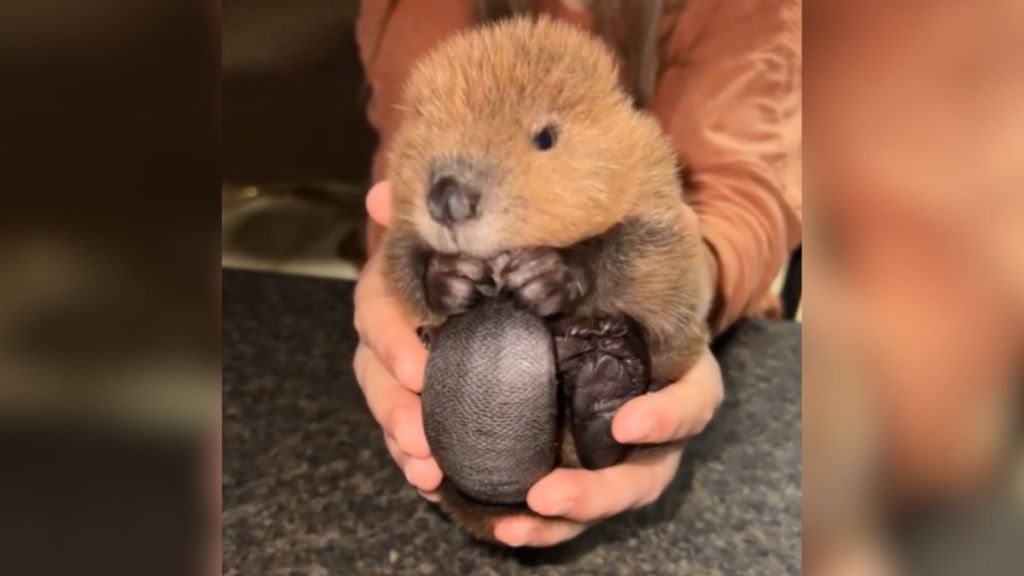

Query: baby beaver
[380,16,711,542]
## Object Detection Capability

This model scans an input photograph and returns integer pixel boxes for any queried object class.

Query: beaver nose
[427,176,480,226]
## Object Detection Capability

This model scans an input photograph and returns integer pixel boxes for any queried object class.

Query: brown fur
[475,0,689,109]
[380,17,710,542]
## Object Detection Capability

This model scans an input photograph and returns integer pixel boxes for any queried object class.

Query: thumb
[366,181,394,227]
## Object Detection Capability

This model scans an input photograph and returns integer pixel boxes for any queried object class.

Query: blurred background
[222,0,375,281]
[1,1,218,575]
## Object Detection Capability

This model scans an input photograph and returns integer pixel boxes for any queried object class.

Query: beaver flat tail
[435,417,590,544]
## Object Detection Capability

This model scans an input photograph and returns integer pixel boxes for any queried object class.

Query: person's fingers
[358,180,443,502]
[353,257,427,393]
[366,181,393,227]
[493,515,589,548]
[418,489,441,503]
[353,344,432,458]
[612,346,723,444]
[384,433,444,493]
[526,447,682,523]
[404,456,444,492]
[383,432,409,469]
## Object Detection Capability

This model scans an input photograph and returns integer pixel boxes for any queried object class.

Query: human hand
[352,181,443,501]
[492,346,724,547]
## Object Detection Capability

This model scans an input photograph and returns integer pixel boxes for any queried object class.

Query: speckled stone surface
[223,270,802,575]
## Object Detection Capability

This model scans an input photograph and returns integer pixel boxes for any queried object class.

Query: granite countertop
[223,269,802,575]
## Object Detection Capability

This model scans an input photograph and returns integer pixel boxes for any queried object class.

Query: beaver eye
[532,124,558,151]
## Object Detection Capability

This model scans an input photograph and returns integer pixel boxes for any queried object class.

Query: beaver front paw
[501,247,586,317]
[554,316,650,469]
[424,253,489,316]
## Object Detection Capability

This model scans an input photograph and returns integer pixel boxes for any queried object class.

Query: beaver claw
[501,248,586,317]
[424,253,490,316]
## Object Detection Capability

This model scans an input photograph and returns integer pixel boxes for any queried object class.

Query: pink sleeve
[356,0,476,184]
[653,0,803,334]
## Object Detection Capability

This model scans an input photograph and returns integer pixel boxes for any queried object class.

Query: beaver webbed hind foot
[552,315,651,469]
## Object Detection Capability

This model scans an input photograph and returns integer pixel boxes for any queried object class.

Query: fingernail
[395,420,430,459]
